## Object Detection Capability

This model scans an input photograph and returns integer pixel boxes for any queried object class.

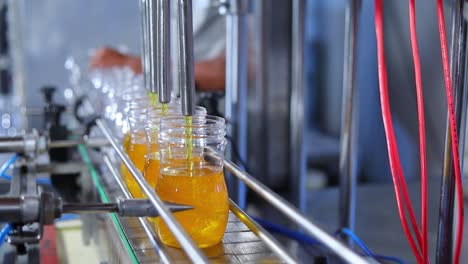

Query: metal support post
[339,0,361,244]
[219,0,249,209]
[290,0,307,212]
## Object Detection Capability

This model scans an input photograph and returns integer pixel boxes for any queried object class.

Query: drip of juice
[185,116,194,174]
[156,167,229,248]
[122,141,147,198]
[162,103,168,114]
[148,91,159,106]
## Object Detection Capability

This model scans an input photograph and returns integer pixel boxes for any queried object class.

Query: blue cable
[0,224,12,247]
[336,228,407,264]
[338,228,374,256]
[0,155,18,176]
[252,216,406,264]
[56,214,79,222]
[0,155,51,185]
[252,216,319,245]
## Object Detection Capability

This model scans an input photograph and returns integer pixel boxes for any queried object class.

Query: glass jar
[156,115,228,248]
[121,103,148,198]
[143,106,207,203]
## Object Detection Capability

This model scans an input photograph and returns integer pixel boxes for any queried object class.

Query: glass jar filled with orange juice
[156,115,228,248]
[144,106,207,223]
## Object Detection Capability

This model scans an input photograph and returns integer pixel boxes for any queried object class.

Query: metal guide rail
[87,117,369,264]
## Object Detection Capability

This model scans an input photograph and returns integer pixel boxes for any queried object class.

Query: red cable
[395,150,424,248]
[375,1,423,262]
[409,0,429,263]
[436,1,464,263]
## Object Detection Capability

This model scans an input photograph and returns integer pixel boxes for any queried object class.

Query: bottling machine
[0,0,467,263]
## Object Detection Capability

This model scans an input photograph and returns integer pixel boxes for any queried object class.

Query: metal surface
[339,0,360,242]
[157,0,171,104]
[95,118,208,263]
[222,0,249,209]
[62,202,118,214]
[246,0,291,189]
[228,200,297,263]
[0,136,24,153]
[0,196,39,223]
[289,0,307,213]
[102,154,171,264]
[47,138,109,149]
[117,199,193,217]
[219,155,370,264]
[0,136,108,153]
[8,0,26,131]
[177,0,195,116]
[436,0,468,263]
[35,162,84,174]
[62,200,192,216]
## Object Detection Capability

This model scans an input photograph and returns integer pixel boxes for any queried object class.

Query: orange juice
[122,141,147,198]
[156,167,228,248]
[143,153,161,223]
[122,133,131,151]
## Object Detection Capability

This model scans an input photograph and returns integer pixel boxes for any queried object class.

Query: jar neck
[159,115,226,146]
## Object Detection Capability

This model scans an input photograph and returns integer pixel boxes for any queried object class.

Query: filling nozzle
[139,0,151,91]
[148,0,158,94]
[177,0,196,116]
[157,0,171,105]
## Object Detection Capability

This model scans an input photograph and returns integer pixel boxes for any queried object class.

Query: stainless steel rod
[220,157,369,264]
[48,138,109,149]
[157,0,171,104]
[229,200,298,264]
[290,0,307,212]
[0,136,25,153]
[339,0,360,244]
[96,119,208,263]
[62,203,118,214]
[224,0,249,208]
[436,0,467,262]
[102,155,171,264]
[177,0,195,116]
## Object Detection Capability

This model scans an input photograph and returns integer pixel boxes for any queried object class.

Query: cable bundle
[374,0,464,263]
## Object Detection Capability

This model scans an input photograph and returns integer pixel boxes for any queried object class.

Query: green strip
[77,145,139,264]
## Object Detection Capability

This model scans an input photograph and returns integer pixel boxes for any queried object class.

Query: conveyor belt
[97,153,284,263]
[117,214,280,263]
